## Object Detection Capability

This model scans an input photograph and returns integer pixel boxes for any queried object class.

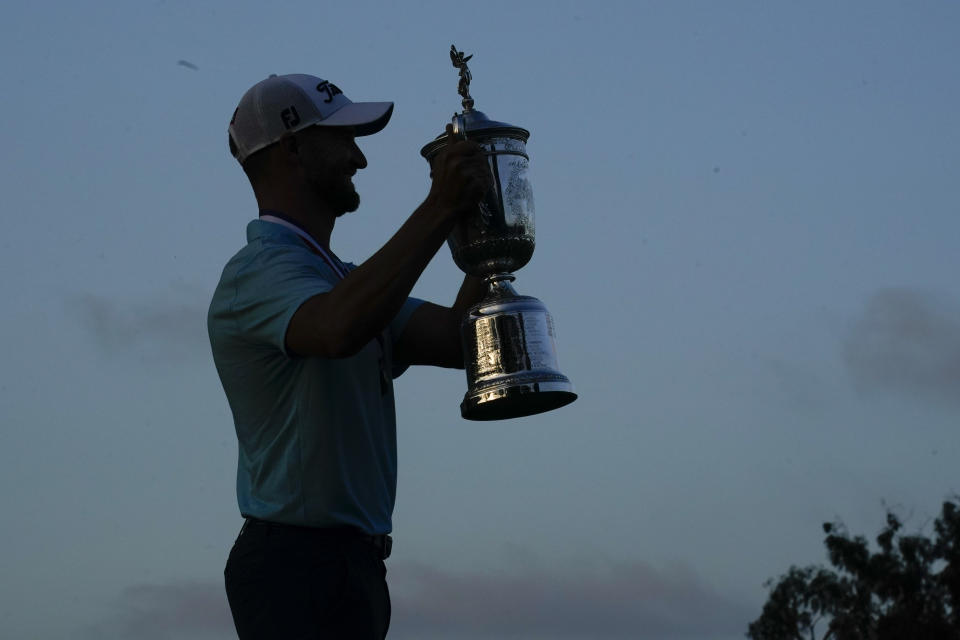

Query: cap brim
[320,101,394,136]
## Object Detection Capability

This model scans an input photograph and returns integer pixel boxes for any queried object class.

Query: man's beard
[312,174,360,217]
[334,189,360,217]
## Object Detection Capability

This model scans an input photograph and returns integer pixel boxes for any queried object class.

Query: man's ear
[273,132,304,176]
[279,132,299,156]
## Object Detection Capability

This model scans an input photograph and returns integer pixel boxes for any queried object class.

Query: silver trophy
[421,45,577,421]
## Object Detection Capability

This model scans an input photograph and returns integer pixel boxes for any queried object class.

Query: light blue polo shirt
[207,219,424,534]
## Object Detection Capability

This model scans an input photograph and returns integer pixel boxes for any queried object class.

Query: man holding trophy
[209,48,573,639]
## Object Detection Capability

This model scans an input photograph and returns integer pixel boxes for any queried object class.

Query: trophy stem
[483,272,518,297]
[484,272,515,284]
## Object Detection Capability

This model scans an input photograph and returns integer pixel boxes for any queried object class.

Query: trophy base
[460,276,576,421]
[460,374,577,421]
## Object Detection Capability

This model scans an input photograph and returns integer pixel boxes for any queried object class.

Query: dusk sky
[2,1,958,638]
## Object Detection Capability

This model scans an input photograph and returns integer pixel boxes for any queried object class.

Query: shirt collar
[246,217,301,244]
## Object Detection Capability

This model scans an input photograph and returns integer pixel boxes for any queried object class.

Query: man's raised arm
[286,133,491,358]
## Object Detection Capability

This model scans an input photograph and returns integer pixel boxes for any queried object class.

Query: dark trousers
[224,520,391,639]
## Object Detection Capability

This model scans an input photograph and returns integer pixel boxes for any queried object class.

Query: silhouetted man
[208,73,490,639]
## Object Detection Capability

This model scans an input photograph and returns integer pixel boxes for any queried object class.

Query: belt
[241,517,392,560]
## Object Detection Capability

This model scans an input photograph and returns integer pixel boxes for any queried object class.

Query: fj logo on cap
[316,81,342,103]
[281,106,301,129]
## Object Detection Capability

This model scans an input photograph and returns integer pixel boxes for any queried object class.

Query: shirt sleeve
[388,296,426,379]
[230,246,336,356]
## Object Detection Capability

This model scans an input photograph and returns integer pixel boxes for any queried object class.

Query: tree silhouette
[748,499,960,640]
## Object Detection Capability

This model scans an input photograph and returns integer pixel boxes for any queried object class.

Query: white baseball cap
[228,73,394,163]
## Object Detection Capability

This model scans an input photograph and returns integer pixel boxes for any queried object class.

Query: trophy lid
[420,45,529,160]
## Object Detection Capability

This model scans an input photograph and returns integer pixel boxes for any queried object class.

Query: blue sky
[1,1,958,638]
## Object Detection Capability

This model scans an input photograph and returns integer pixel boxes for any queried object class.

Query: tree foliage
[748,499,960,640]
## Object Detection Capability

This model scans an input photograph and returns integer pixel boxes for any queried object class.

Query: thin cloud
[388,561,753,639]
[85,562,753,640]
[70,283,209,361]
[82,581,233,640]
[843,288,960,407]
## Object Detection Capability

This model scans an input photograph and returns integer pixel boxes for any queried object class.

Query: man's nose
[352,141,367,169]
